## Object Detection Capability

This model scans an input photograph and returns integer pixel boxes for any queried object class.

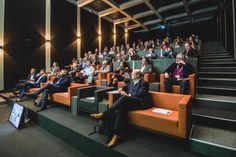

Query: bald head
[131,69,142,80]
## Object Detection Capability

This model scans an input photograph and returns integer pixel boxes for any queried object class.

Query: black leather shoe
[26,93,37,99]
[36,107,47,112]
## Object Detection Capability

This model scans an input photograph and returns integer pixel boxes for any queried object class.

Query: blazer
[141,64,153,74]
[35,74,47,86]
[26,74,36,81]
[53,75,71,90]
[164,62,194,79]
[183,48,197,58]
[122,79,149,101]
[144,52,157,59]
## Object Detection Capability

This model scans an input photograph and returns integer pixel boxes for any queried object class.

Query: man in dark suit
[164,53,194,94]
[183,42,197,58]
[91,69,151,147]
[16,69,47,102]
[10,68,37,98]
[29,69,71,111]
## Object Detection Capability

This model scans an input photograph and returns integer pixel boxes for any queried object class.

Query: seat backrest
[149,91,184,111]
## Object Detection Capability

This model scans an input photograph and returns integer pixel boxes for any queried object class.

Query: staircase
[190,42,236,157]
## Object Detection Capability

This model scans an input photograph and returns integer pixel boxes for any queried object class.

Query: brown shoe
[15,98,22,102]
[9,94,17,98]
[90,113,103,120]
[107,135,120,148]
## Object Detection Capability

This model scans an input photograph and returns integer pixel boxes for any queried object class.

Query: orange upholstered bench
[108,91,192,138]
[160,73,196,98]
[29,82,89,106]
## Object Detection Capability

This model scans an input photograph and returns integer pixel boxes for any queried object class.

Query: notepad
[152,108,172,115]
[85,97,95,101]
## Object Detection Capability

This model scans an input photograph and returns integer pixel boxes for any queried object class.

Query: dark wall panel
[81,9,98,55]
[101,19,113,49]
[4,0,45,90]
[51,0,77,67]
[116,26,125,46]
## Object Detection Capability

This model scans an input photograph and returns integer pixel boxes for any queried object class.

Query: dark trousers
[77,75,89,83]
[164,78,189,94]
[33,84,67,109]
[12,84,24,94]
[19,82,39,99]
[103,96,150,136]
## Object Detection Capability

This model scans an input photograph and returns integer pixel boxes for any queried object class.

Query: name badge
[175,75,180,79]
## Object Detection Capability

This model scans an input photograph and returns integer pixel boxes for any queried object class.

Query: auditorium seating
[160,73,196,98]
[77,86,115,113]
[108,91,192,138]
[29,82,89,106]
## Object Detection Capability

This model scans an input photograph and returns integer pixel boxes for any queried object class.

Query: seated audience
[10,68,37,98]
[95,60,111,75]
[68,62,80,82]
[128,48,140,60]
[163,47,176,58]
[77,61,95,84]
[29,69,71,111]
[16,69,47,101]
[90,54,99,66]
[164,53,194,94]
[91,69,151,147]
[109,61,130,88]
[47,61,60,80]
[144,48,157,59]
[183,42,197,58]
[140,57,153,74]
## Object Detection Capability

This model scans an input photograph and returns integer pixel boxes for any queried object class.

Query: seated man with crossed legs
[28,69,71,112]
[16,69,47,102]
[91,69,151,147]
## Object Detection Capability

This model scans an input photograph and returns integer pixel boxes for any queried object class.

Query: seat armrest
[68,84,89,97]
[77,86,97,99]
[160,74,165,92]
[98,73,107,80]
[189,73,196,98]
[107,72,115,85]
[178,95,192,138]
[108,92,121,108]
[144,73,157,82]
[95,87,116,102]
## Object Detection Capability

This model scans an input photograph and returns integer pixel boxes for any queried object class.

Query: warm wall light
[45,41,50,48]
[45,34,51,41]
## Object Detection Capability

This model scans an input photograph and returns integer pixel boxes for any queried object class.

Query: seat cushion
[128,107,179,137]
[50,92,69,106]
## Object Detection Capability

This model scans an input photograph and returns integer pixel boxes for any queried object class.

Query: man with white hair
[91,69,151,147]
[164,53,194,94]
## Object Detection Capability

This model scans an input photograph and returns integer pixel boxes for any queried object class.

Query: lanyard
[176,65,183,74]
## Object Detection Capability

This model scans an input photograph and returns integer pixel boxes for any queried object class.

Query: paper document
[107,90,119,94]
[152,108,172,115]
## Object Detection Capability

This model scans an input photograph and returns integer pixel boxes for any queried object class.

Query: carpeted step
[198,77,236,86]
[198,72,236,78]
[199,67,236,72]
[197,85,236,96]
[189,125,236,157]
